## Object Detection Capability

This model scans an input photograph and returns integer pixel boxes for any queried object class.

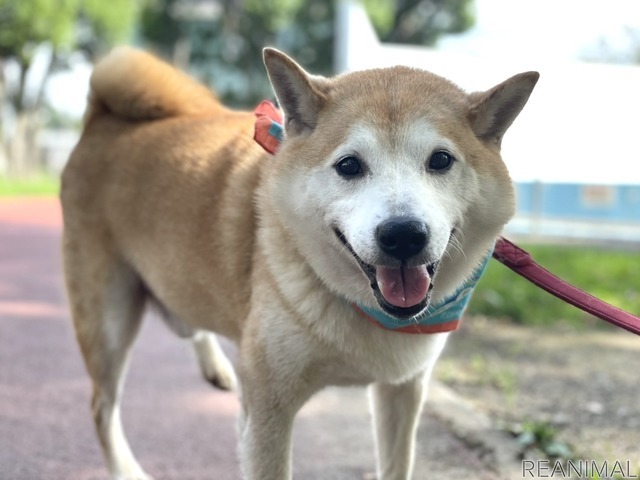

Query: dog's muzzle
[334,227,438,319]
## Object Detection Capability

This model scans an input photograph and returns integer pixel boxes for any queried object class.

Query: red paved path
[0,198,494,480]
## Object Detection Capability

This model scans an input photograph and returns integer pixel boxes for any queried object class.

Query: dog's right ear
[263,48,328,136]
[468,71,540,147]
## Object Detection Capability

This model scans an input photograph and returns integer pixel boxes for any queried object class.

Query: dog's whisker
[446,230,467,262]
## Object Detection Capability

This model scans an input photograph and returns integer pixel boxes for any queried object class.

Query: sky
[441,0,640,59]
[46,54,93,119]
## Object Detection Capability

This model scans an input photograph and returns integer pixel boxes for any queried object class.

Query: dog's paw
[113,471,153,480]
[115,476,153,480]
[192,331,238,391]
[202,360,238,391]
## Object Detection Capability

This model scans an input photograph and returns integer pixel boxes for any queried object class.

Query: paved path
[0,198,498,480]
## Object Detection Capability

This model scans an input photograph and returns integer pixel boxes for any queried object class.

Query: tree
[364,0,474,46]
[140,0,474,108]
[0,0,141,177]
[140,0,314,106]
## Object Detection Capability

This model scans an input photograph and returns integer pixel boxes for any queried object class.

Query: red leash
[493,237,640,335]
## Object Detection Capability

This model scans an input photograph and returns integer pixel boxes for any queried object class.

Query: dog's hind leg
[192,331,237,391]
[149,299,237,392]
[63,234,150,480]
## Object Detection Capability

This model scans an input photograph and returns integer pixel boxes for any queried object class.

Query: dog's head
[261,48,538,319]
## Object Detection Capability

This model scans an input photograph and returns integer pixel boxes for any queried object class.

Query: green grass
[469,244,640,327]
[0,175,60,196]
[515,420,573,459]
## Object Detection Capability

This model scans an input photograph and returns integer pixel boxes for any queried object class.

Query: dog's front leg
[370,371,428,480]
[237,345,314,480]
[238,394,297,480]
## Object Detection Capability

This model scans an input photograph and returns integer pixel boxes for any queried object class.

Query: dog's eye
[428,151,454,172]
[335,156,363,177]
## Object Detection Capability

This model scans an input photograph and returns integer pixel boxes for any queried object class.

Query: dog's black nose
[375,217,429,260]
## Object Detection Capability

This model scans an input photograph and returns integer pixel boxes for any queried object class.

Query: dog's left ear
[263,48,328,136]
[468,71,539,146]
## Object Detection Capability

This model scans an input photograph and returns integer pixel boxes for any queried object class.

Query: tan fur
[61,47,537,480]
[85,46,222,123]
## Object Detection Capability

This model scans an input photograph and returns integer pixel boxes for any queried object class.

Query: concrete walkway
[0,198,504,480]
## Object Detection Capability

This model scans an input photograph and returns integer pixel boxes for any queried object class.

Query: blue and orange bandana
[253,100,491,334]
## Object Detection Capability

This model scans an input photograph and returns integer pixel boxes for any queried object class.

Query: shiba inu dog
[61,46,538,479]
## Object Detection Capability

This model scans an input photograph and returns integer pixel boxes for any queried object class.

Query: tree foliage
[0,0,475,176]
[140,0,474,107]
[0,0,138,67]
[0,0,141,176]
[364,0,474,46]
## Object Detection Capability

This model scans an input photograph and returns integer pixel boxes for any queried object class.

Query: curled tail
[85,46,221,124]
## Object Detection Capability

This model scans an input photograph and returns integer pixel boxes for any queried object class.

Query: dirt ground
[437,315,640,473]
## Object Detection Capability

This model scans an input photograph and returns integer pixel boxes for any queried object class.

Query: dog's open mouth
[334,228,437,319]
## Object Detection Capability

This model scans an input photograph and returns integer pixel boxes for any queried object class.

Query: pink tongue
[376,265,431,308]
